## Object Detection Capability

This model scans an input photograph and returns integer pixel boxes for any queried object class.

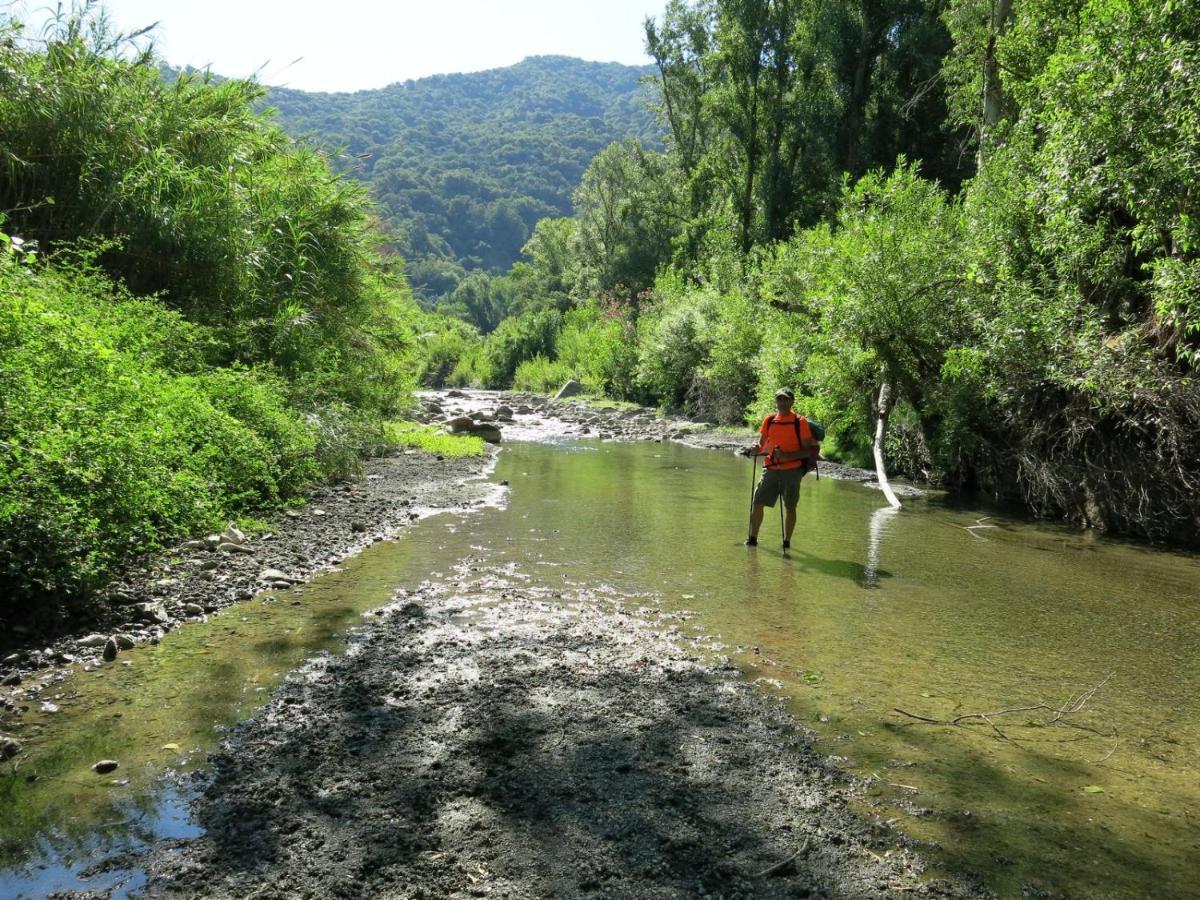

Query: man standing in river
[743,389,819,548]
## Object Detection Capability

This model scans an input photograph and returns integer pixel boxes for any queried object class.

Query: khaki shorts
[754,467,805,508]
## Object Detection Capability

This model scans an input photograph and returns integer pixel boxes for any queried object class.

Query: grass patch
[384,422,487,458]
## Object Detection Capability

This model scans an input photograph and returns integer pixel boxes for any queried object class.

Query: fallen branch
[753,837,810,878]
[889,674,1117,744]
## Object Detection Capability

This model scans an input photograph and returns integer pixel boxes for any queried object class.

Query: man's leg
[784,505,797,542]
[748,503,765,541]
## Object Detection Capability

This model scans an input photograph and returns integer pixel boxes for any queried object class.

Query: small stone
[40,701,60,713]
[351,522,367,533]
[114,634,136,650]
[223,523,247,545]
[199,559,220,571]
[204,534,222,549]
[92,760,119,774]
[258,569,293,583]
[217,542,254,554]
[78,634,109,648]
[1,653,21,666]
[0,737,21,760]
[102,638,118,662]
[181,540,208,551]
[184,603,205,617]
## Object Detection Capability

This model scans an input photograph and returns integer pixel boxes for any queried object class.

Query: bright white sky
[10,0,661,92]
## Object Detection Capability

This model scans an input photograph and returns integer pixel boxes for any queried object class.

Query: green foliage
[383,422,486,458]
[0,261,319,618]
[513,355,576,393]
[0,10,419,417]
[472,308,563,388]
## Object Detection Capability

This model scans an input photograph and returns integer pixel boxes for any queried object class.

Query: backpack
[766,414,825,444]
[766,414,824,478]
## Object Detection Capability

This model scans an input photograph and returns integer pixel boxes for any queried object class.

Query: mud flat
[134,559,980,899]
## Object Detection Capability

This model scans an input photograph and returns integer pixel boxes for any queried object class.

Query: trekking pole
[747,452,758,541]
[779,497,785,546]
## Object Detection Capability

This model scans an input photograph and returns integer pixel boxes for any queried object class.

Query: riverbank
[0,449,493,727]
[135,557,979,899]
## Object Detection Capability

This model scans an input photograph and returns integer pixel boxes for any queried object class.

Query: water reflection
[863,505,900,588]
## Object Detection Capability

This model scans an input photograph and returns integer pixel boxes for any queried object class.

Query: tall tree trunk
[873,377,903,509]
[981,0,1015,157]
[843,0,878,177]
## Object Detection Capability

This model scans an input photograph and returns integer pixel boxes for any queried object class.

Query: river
[2,434,1198,898]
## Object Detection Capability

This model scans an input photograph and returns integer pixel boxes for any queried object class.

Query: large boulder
[444,416,476,433]
[553,379,585,400]
[470,423,503,444]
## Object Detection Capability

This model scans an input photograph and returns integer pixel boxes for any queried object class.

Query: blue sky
[8,1,662,92]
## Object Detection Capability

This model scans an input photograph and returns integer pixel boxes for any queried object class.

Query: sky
[8,0,662,92]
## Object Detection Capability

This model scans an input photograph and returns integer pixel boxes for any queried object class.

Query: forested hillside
[265,56,660,307]
[440,0,1200,547]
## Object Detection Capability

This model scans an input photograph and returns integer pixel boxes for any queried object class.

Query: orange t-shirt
[759,413,814,471]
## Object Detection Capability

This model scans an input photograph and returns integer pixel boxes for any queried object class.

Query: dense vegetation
[265,57,660,308]
[440,0,1200,546]
[0,9,461,626]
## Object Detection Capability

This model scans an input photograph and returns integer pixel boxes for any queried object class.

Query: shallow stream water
[2,437,1198,898]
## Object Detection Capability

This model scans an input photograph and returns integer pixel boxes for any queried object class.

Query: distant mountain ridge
[264,56,662,301]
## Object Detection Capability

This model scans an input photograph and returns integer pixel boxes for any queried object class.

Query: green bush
[0,257,322,621]
[513,355,575,393]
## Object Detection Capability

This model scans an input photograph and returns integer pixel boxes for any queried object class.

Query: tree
[762,162,968,506]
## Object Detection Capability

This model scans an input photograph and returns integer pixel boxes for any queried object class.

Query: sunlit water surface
[2,438,1197,898]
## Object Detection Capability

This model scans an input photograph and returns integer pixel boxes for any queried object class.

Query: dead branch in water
[890,673,1117,744]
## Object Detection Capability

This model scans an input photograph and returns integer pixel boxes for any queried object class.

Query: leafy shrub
[0,261,324,620]
[513,355,575,393]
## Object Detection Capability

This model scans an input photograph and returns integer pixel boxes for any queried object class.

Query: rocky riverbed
[133,558,978,899]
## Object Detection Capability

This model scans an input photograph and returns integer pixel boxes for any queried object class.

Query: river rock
[2,653,21,666]
[114,634,136,650]
[0,737,20,760]
[223,523,247,545]
[554,379,585,400]
[134,602,170,625]
[1,671,20,687]
[471,423,503,444]
[184,603,205,617]
[218,541,254,554]
[92,760,119,774]
[182,539,208,551]
[102,637,118,661]
[495,405,513,419]
[258,569,293,584]
[204,534,222,549]
[351,521,367,533]
[78,633,110,648]
[445,416,476,433]
[447,389,466,398]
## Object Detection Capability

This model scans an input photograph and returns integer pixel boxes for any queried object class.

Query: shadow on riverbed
[141,601,931,898]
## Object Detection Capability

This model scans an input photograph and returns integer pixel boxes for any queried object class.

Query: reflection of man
[743,389,819,548]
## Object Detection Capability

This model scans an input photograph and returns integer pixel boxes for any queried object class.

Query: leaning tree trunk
[873,378,903,509]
